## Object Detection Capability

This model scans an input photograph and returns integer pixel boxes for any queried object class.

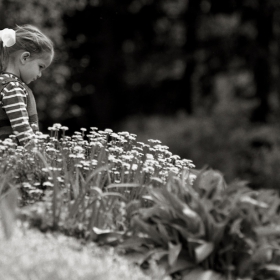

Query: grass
[0,222,154,280]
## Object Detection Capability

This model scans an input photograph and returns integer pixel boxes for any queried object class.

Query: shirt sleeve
[1,82,35,144]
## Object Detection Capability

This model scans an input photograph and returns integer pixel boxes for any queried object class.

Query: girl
[0,24,54,146]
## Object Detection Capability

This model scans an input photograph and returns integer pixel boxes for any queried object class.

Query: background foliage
[1,0,280,188]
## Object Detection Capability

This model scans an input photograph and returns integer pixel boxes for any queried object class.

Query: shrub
[1,124,280,280]
[118,111,280,189]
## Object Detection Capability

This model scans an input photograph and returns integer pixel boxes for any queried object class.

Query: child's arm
[1,82,35,145]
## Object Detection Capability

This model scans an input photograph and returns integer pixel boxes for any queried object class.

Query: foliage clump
[0,124,280,280]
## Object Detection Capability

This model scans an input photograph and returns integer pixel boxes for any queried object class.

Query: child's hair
[0,24,54,72]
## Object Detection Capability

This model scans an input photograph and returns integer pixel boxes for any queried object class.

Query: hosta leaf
[256,264,280,279]
[150,248,169,262]
[230,218,242,234]
[210,223,226,245]
[141,195,154,202]
[118,236,155,252]
[131,216,165,246]
[157,253,194,276]
[140,206,173,222]
[150,188,185,215]
[239,196,268,208]
[121,251,148,265]
[182,268,225,280]
[149,188,172,209]
[251,246,273,264]
[137,248,169,268]
[92,227,124,245]
[170,223,194,243]
[151,188,203,235]
[165,250,195,274]
[235,251,253,277]
[192,169,226,199]
[266,194,280,218]
[156,222,172,243]
[195,242,214,263]
[254,225,280,237]
[263,264,280,272]
[168,242,182,266]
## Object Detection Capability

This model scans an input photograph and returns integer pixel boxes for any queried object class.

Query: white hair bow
[0,28,16,47]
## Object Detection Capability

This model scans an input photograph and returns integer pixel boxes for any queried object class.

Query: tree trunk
[181,0,201,114]
[0,0,7,29]
[251,0,273,122]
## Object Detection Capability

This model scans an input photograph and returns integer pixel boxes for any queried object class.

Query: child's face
[20,52,53,84]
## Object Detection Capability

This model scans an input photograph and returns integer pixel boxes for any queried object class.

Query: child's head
[0,24,54,84]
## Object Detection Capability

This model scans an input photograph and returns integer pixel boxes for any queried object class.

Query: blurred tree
[3,0,280,185]
[2,0,280,132]
[2,0,88,131]
[0,0,7,29]
[240,0,273,122]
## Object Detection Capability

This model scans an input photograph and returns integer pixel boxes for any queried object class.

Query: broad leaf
[131,216,165,246]
[182,268,225,280]
[165,250,195,275]
[106,183,141,189]
[118,236,155,252]
[168,242,182,266]
[92,227,124,245]
[254,225,280,237]
[195,242,214,263]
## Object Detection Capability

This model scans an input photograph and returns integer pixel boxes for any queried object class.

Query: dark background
[1,0,280,188]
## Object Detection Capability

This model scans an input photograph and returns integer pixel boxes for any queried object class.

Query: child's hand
[24,138,37,150]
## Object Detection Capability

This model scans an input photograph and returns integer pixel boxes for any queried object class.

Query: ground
[0,222,152,280]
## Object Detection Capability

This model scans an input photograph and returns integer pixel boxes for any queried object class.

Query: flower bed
[0,124,280,280]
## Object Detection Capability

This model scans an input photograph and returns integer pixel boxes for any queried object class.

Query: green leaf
[165,251,195,275]
[141,195,154,202]
[195,242,214,263]
[254,225,280,237]
[136,248,169,268]
[192,169,226,197]
[182,268,225,280]
[251,246,273,264]
[170,223,195,243]
[121,251,148,265]
[155,222,172,243]
[106,183,141,189]
[150,188,202,235]
[263,264,280,272]
[84,165,109,190]
[131,216,165,246]
[140,206,173,221]
[92,227,124,245]
[150,248,169,262]
[255,264,280,280]
[168,242,182,266]
[101,192,127,201]
[118,236,155,252]
[87,199,101,232]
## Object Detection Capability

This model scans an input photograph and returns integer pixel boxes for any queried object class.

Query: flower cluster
[0,124,196,233]
[42,124,195,186]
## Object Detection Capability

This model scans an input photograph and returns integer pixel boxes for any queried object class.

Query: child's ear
[20,52,31,64]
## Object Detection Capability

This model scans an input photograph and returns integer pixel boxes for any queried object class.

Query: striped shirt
[0,72,39,145]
